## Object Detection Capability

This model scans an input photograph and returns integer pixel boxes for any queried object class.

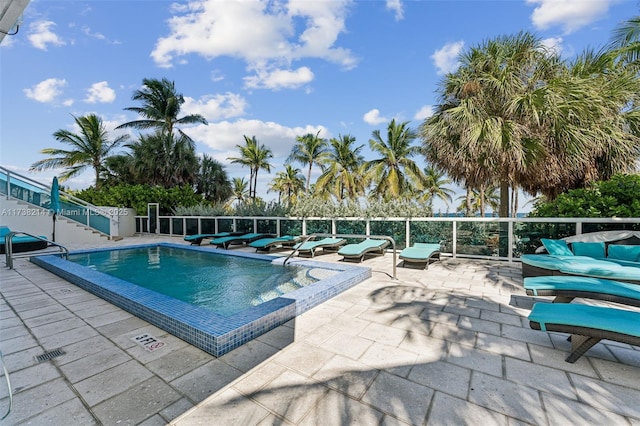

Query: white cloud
[24,78,67,103]
[431,41,464,75]
[188,118,328,158]
[82,25,121,44]
[541,36,564,55]
[151,0,356,89]
[182,93,248,121]
[363,109,388,125]
[414,105,434,121]
[386,0,404,21]
[244,66,314,90]
[28,20,65,50]
[85,81,116,103]
[526,0,612,34]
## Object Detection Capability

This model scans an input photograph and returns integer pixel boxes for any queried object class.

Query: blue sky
[1,0,637,214]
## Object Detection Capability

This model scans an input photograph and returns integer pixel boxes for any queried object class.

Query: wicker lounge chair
[528,302,640,363]
[524,276,640,307]
[183,232,232,245]
[399,243,441,269]
[248,235,301,252]
[293,237,346,258]
[338,239,389,262]
[210,233,274,249]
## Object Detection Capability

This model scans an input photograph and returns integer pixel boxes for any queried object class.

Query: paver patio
[0,235,638,425]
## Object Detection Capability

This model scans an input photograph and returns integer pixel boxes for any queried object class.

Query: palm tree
[197,154,231,202]
[287,131,328,195]
[228,135,273,200]
[117,77,207,145]
[30,114,128,189]
[422,31,640,216]
[456,185,499,216]
[229,177,249,206]
[419,165,454,210]
[268,164,305,206]
[127,132,198,187]
[315,134,365,201]
[365,119,423,201]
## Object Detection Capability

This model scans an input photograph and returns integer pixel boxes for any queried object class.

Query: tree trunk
[465,187,472,217]
[499,180,510,217]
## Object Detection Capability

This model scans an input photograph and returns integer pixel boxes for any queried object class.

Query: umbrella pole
[53,213,56,242]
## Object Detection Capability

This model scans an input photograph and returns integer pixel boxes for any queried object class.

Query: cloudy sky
[1,0,637,213]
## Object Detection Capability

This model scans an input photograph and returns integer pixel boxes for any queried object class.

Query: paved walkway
[0,235,638,425]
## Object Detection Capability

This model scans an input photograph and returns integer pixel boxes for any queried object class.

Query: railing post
[452,220,457,258]
[508,220,514,263]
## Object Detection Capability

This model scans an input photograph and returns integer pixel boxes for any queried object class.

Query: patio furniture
[210,233,274,249]
[399,243,441,269]
[293,237,346,258]
[248,235,301,252]
[0,226,48,254]
[338,239,389,262]
[524,276,640,307]
[183,232,232,245]
[528,302,640,363]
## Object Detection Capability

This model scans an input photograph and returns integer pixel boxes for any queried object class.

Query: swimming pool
[31,243,370,356]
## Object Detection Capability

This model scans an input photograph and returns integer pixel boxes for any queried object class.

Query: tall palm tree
[197,154,231,202]
[228,135,273,200]
[422,31,640,216]
[365,119,423,201]
[287,131,328,195]
[315,134,365,201]
[419,165,454,210]
[268,164,305,206]
[30,114,128,189]
[117,77,207,145]
[127,132,198,187]
[229,177,249,206]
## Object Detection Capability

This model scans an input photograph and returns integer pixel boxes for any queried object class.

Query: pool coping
[30,242,371,356]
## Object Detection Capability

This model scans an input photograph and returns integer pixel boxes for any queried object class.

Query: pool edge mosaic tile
[30,243,370,356]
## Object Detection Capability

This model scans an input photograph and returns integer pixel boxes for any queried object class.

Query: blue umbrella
[50,177,60,242]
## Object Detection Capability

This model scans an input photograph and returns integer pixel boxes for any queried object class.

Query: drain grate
[35,349,65,363]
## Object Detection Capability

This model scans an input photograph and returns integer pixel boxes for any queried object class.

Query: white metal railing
[0,166,117,235]
[134,214,640,262]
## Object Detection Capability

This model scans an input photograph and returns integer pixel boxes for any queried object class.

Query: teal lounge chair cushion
[571,242,605,259]
[541,238,573,256]
[524,276,640,306]
[608,245,640,262]
[0,226,9,238]
[528,303,640,337]
[248,235,300,249]
[338,239,388,258]
[399,243,440,261]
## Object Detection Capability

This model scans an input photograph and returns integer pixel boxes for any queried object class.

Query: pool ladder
[5,231,69,269]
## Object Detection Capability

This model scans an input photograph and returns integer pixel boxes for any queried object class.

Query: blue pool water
[69,246,326,317]
[32,243,371,356]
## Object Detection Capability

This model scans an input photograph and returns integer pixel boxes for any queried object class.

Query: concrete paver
[0,234,638,425]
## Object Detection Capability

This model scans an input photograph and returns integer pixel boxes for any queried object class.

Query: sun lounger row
[524,275,640,363]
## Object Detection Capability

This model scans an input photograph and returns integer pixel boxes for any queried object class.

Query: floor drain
[35,349,65,363]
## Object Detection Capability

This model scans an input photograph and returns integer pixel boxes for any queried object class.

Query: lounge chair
[210,233,274,249]
[183,232,232,245]
[0,226,48,254]
[524,276,640,307]
[293,237,346,257]
[399,243,441,269]
[528,302,640,363]
[338,239,389,262]
[248,235,301,252]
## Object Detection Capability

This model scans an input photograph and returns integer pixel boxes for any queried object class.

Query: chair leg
[566,334,601,363]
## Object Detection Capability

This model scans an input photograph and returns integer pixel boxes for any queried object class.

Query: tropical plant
[422,31,640,217]
[117,77,207,143]
[228,135,273,200]
[268,164,305,206]
[315,134,365,201]
[30,114,128,189]
[229,177,249,206]
[126,132,198,187]
[197,154,232,203]
[287,131,328,195]
[419,165,454,210]
[456,186,499,216]
[366,119,423,201]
